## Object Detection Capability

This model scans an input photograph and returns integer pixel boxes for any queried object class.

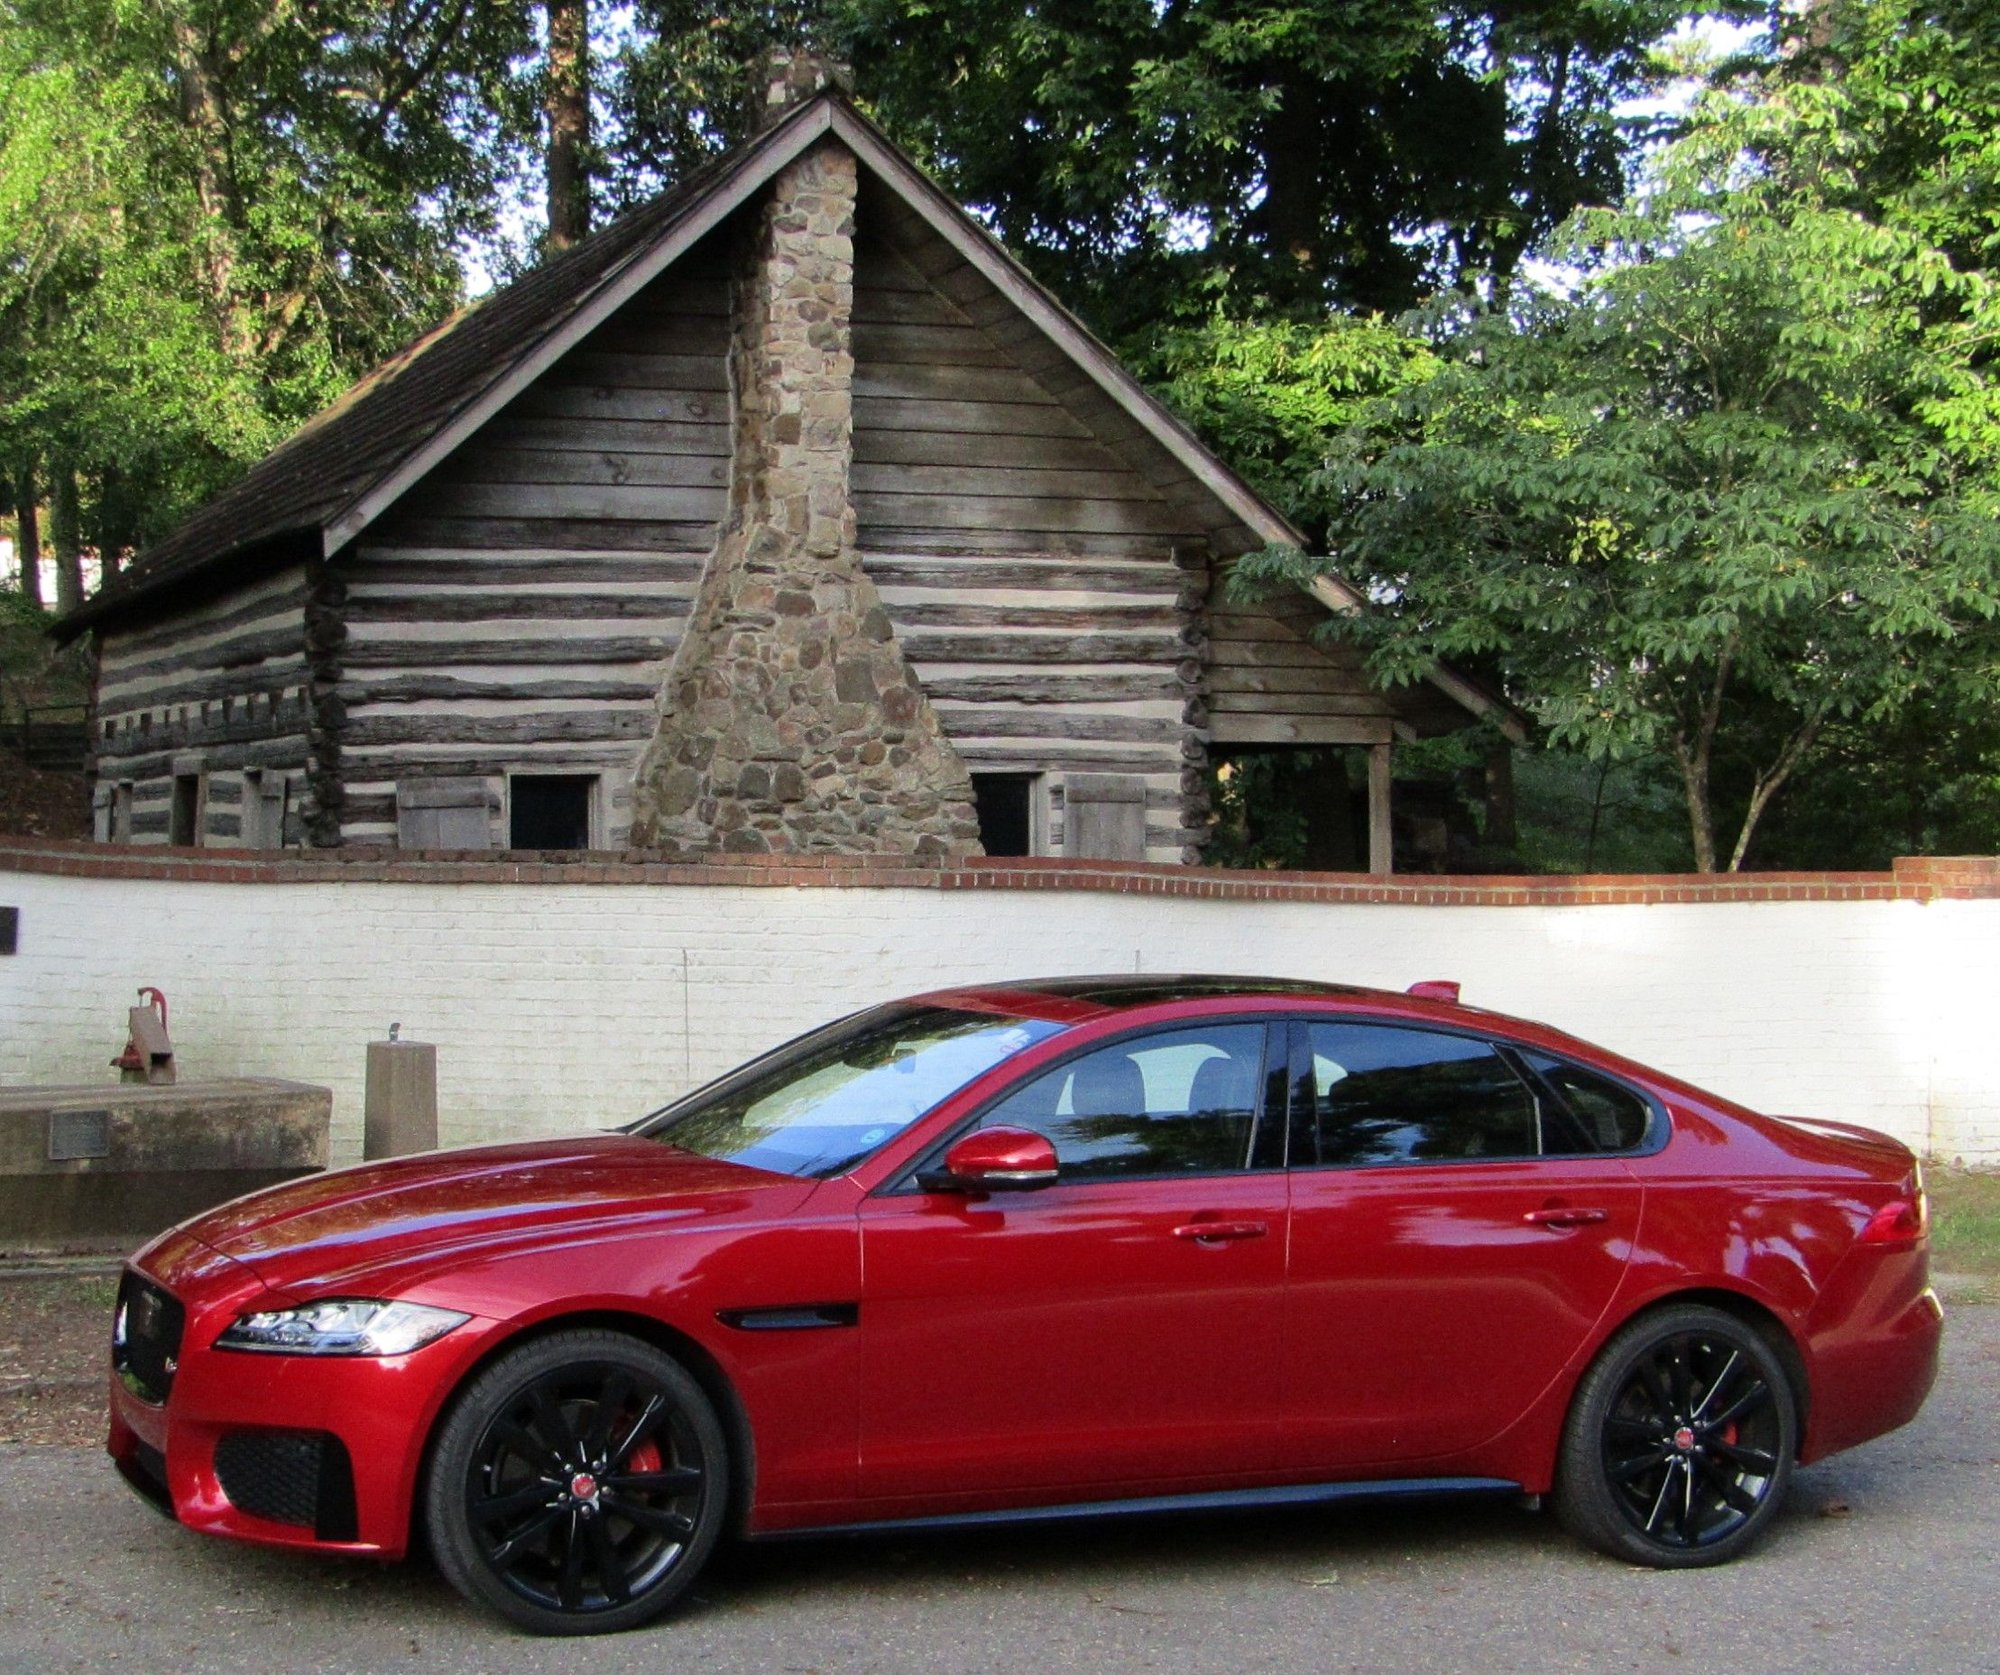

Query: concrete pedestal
[0,1079,331,1248]
[364,1040,438,1159]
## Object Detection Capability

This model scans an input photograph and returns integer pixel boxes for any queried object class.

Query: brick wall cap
[3,839,1994,903]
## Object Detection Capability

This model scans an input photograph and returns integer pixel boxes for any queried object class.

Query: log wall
[850,201,1213,862]
[1207,588,1403,748]
[92,563,313,845]
[334,244,734,844]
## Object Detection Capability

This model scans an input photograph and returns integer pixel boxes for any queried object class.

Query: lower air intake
[213,1429,359,1542]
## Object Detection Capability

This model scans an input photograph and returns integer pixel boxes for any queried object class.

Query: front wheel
[1553,1303,1797,1568]
[426,1330,728,1634]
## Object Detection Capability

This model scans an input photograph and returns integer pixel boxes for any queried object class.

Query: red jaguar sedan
[108,976,1941,1635]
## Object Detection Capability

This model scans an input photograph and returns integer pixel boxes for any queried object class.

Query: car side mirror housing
[920,1126,1059,1193]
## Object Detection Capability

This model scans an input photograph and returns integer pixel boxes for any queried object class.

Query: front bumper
[107,1259,500,1558]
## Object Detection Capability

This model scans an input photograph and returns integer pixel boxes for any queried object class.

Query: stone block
[0,1078,331,1247]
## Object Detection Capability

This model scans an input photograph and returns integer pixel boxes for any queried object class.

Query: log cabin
[58,54,1517,872]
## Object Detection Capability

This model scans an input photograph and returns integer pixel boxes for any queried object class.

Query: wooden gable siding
[331,241,733,844]
[1208,586,1401,747]
[93,562,313,843]
[855,178,1262,555]
[850,211,1203,862]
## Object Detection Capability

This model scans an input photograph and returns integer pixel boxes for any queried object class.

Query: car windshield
[633,1004,1066,1178]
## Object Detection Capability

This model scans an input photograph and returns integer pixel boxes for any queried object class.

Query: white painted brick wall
[2,873,1994,1165]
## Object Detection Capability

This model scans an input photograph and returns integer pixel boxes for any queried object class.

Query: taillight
[1858,1195,1928,1247]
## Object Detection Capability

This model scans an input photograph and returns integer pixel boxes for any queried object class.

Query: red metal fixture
[112,987,175,1085]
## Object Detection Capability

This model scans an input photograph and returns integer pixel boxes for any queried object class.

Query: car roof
[913,975,1383,1023]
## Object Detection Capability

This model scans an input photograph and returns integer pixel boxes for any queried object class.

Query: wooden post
[1368,741,1394,875]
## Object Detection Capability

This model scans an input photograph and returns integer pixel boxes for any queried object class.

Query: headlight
[214,1299,470,1357]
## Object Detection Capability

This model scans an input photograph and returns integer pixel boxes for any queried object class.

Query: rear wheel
[1553,1303,1796,1568]
[427,1330,728,1634]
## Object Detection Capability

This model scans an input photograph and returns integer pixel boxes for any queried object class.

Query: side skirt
[757,1476,1522,1541]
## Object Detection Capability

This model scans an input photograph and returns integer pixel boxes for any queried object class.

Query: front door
[1280,1019,1645,1471]
[857,1019,1289,1508]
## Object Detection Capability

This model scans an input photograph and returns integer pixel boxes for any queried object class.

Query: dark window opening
[510,774,595,850]
[169,775,201,846]
[972,773,1035,857]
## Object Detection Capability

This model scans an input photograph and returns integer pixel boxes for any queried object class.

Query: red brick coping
[2,839,1995,905]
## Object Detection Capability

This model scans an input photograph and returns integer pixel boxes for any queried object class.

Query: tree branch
[1726,710,1829,871]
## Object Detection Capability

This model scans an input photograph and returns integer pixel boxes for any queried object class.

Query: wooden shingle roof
[56,103,828,638]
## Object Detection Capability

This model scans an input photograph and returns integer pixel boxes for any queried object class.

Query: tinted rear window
[1300,1023,1540,1166]
[1518,1051,1654,1152]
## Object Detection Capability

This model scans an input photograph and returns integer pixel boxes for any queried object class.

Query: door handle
[1172,1220,1268,1243]
[1523,1206,1609,1229]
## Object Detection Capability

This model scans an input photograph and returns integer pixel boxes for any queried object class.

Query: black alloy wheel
[427,1330,728,1634]
[1553,1303,1796,1568]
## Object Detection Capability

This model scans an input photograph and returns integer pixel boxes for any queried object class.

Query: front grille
[214,1429,359,1541]
[113,1273,185,1405]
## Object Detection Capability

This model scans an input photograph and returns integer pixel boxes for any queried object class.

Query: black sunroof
[1007,975,1366,1008]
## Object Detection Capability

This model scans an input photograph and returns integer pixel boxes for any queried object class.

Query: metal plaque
[48,1109,111,1162]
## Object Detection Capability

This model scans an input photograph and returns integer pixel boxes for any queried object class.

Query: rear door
[1280,1019,1646,1471]
[857,1019,1290,1505]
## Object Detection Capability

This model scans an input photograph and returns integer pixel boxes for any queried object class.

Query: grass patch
[1927,1164,2000,1278]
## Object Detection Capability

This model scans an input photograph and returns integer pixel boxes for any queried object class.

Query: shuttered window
[396,778,492,850]
[1062,773,1147,860]
[243,771,290,849]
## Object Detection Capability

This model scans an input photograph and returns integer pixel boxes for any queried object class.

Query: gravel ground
[0,1279,1990,1675]
[0,1273,115,1446]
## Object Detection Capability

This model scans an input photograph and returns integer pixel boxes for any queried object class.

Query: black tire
[426,1329,728,1634]
[1553,1303,1797,1568]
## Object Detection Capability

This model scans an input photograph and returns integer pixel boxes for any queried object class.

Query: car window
[1298,1023,1539,1167]
[1518,1051,1654,1152]
[977,1023,1270,1180]
[637,1005,1066,1178]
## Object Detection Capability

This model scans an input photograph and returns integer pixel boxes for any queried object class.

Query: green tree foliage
[1133,314,1439,541]
[604,1,821,206]
[0,0,538,556]
[1781,0,2000,275]
[608,0,1707,337]
[1238,92,2000,872]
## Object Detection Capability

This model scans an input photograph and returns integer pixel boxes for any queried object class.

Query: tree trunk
[1724,715,1827,873]
[96,464,129,578]
[167,17,252,359]
[50,465,83,614]
[1670,733,1719,873]
[545,0,590,251]
[12,466,42,608]
[1250,69,1324,310]
[1669,650,1734,873]
[1482,743,1518,852]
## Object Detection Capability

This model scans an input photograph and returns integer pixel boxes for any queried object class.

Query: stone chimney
[626,135,982,858]
[747,46,853,132]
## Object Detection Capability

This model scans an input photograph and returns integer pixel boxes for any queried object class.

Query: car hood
[166,1135,814,1293]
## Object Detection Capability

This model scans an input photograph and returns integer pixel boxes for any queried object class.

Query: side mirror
[919,1126,1059,1193]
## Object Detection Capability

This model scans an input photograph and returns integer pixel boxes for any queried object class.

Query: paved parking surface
[2,1305,1994,1675]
